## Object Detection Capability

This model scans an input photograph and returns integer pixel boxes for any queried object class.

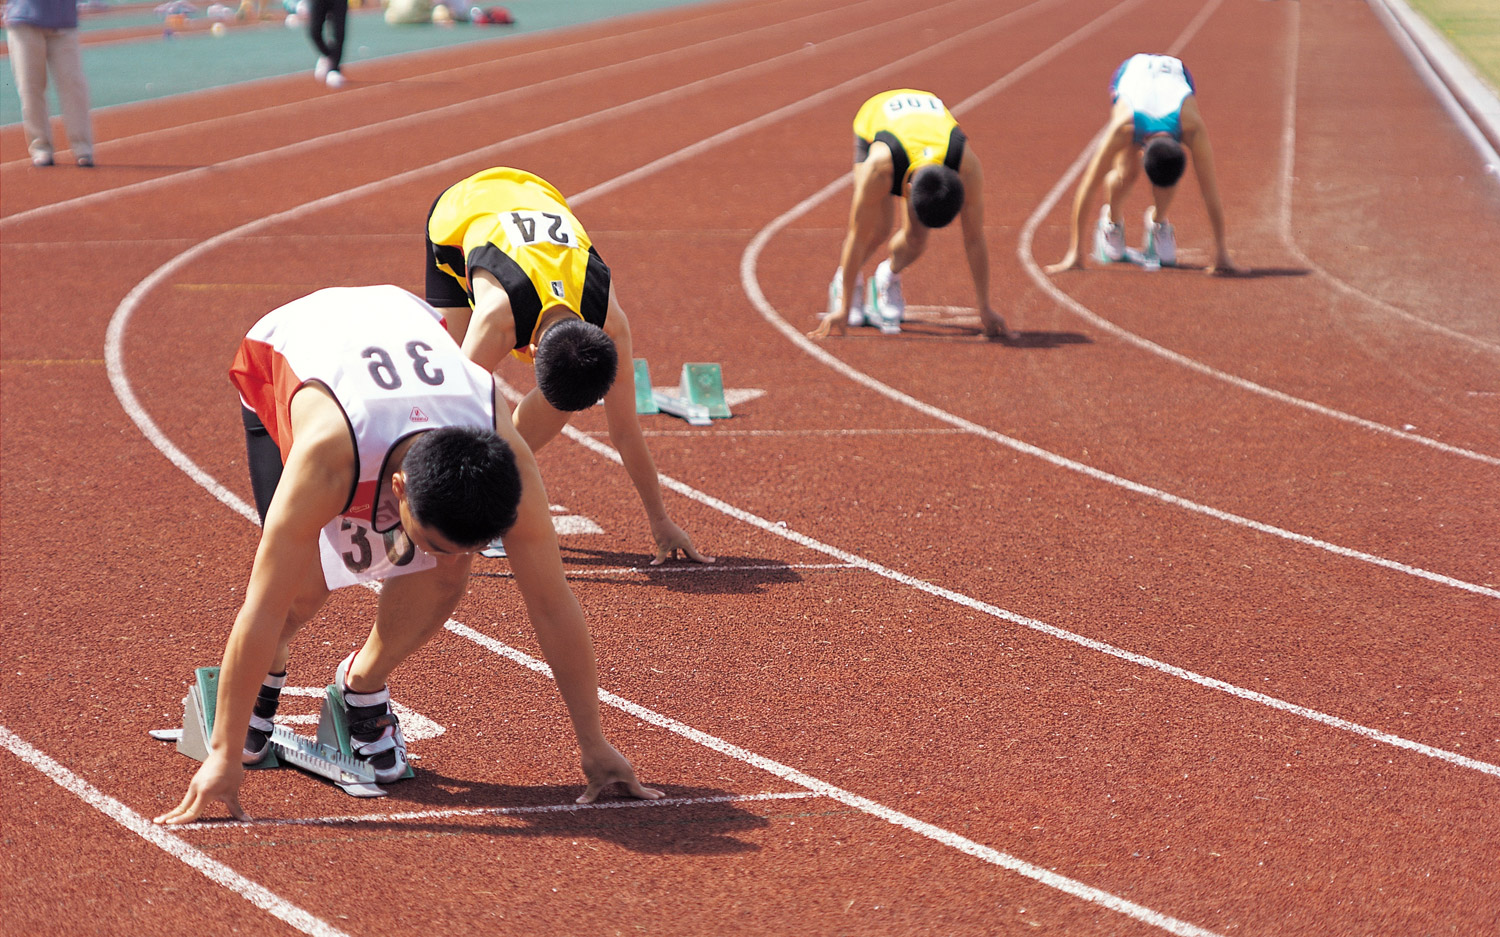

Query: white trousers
[6,23,94,162]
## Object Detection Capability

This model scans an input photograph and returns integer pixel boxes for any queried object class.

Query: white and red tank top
[230,285,498,588]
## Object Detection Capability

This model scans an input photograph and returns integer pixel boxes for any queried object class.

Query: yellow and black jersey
[426,167,610,361]
[852,90,967,196]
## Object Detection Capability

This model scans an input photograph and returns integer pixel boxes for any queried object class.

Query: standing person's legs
[46,29,94,164]
[324,0,348,71]
[7,25,55,165]
[308,0,334,64]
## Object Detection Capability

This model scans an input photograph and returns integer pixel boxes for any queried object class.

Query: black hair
[1143,137,1187,188]
[401,426,522,547]
[909,165,965,228]
[533,317,619,412]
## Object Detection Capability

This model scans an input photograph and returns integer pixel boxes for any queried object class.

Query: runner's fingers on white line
[650,522,714,566]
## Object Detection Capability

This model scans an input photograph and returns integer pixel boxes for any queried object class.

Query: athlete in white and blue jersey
[1046,54,1237,274]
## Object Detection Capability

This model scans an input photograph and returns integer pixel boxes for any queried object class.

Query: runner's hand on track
[154,753,250,825]
[577,743,663,804]
[651,518,714,566]
[979,306,1013,342]
[806,314,847,340]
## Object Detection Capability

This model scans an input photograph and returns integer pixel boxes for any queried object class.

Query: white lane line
[740,4,1500,595]
[0,0,804,171]
[97,5,1240,933]
[552,408,1500,781]
[474,562,857,578]
[1,0,916,228]
[0,726,352,937]
[1011,7,1500,463]
[101,0,1056,534]
[1275,1,1500,354]
[594,427,973,437]
[172,791,820,832]
[446,620,1226,937]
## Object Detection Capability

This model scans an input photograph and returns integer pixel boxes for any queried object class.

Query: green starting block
[150,666,393,797]
[633,358,658,414]
[638,360,731,424]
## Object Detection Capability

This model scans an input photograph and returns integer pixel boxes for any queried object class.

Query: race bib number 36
[319,517,436,589]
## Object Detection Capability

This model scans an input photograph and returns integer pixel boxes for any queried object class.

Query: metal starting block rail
[149,667,390,797]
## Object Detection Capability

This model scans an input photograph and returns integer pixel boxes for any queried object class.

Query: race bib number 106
[883,93,945,117]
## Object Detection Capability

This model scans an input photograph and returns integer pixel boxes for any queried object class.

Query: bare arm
[809,147,895,340]
[596,292,711,564]
[1045,116,1133,274]
[456,269,518,372]
[156,391,352,824]
[494,408,662,801]
[1181,99,1237,274]
[956,150,1009,339]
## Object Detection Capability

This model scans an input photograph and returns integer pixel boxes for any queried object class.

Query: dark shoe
[76,156,94,168]
[335,652,408,783]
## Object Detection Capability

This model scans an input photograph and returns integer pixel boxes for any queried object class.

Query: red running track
[2,0,1497,934]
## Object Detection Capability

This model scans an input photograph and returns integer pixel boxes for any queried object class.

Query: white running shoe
[827,269,867,327]
[334,652,408,784]
[870,259,904,333]
[1144,208,1176,267]
[325,70,344,88]
[314,56,332,80]
[1094,205,1125,263]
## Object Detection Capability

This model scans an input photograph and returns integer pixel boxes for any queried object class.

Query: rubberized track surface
[2,0,1498,934]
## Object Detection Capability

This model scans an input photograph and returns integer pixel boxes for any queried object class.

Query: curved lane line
[0,726,352,937]
[739,2,1499,595]
[1273,1,1500,354]
[1011,8,1500,460]
[1,0,925,228]
[95,4,1492,933]
[552,408,1500,781]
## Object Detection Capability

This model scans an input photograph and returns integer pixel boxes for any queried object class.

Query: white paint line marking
[615,427,972,437]
[171,791,820,832]
[1275,1,1500,353]
[95,4,1489,934]
[552,406,1500,781]
[741,9,1500,596]
[445,620,1226,937]
[0,0,795,170]
[1011,6,1500,463]
[97,5,1236,933]
[0,726,352,937]
[474,562,858,578]
[1,0,983,229]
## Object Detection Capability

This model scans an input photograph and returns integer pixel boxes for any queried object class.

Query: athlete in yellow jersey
[809,90,1009,341]
[426,167,710,566]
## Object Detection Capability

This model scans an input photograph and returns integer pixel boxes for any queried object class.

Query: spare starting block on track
[636,359,731,426]
[149,667,395,797]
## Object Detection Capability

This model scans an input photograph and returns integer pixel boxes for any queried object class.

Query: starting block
[638,360,731,425]
[149,667,394,797]
[632,359,658,415]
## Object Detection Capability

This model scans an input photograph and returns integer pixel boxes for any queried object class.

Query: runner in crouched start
[426,166,712,566]
[154,285,660,825]
[1045,54,1237,274]
[810,89,1010,341]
